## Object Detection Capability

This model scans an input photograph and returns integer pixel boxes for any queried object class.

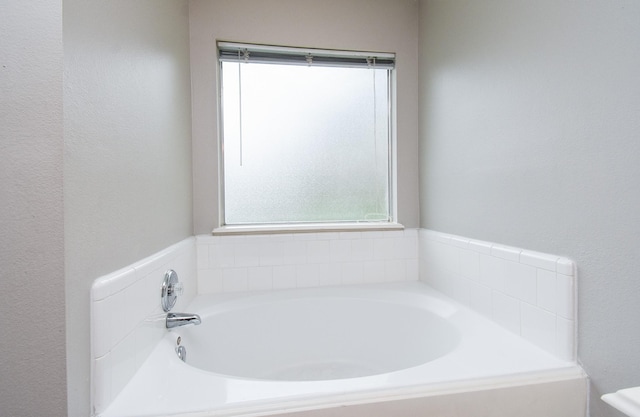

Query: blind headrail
[218,41,395,69]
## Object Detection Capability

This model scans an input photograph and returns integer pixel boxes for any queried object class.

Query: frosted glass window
[220,45,392,225]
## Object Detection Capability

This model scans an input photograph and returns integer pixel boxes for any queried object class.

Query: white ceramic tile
[360,230,380,240]
[109,267,138,295]
[521,303,557,353]
[479,254,507,292]
[330,239,352,262]
[340,231,360,240]
[197,268,223,294]
[382,229,405,239]
[281,240,307,265]
[556,316,575,361]
[306,240,331,264]
[406,259,419,281]
[196,244,210,269]
[536,269,557,313]
[441,244,461,274]
[363,260,386,284]
[399,236,419,259]
[467,239,492,254]
[110,288,129,345]
[385,259,406,282]
[247,266,273,291]
[293,232,318,241]
[373,237,392,260]
[492,291,521,334]
[467,281,492,317]
[318,263,342,286]
[133,246,174,282]
[110,335,136,402]
[490,245,521,262]
[234,241,261,267]
[92,353,112,414]
[127,276,152,328]
[91,298,113,359]
[351,238,374,261]
[133,321,155,369]
[316,232,340,240]
[503,261,537,305]
[259,241,284,266]
[91,277,112,301]
[209,243,235,268]
[519,250,558,271]
[423,241,450,273]
[557,258,575,276]
[556,273,575,320]
[450,236,469,249]
[451,275,471,305]
[272,265,297,289]
[341,262,364,285]
[459,249,480,280]
[431,231,452,244]
[296,264,320,288]
[222,268,248,292]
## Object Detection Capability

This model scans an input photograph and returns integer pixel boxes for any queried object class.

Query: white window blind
[219,42,394,225]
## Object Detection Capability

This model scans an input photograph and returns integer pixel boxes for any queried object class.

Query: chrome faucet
[166,312,202,329]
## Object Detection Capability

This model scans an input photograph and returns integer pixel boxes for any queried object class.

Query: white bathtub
[100,282,586,417]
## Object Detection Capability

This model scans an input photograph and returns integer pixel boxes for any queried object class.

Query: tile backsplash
[90,227,577,414]
[196,229,420,294]
[90,237,196,415]
[419,229,576,361]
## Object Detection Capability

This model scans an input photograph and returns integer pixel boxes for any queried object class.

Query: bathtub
[100,282,586,417]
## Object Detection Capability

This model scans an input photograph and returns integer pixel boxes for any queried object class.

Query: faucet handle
[161,270,183,312]
[170,282,184,297]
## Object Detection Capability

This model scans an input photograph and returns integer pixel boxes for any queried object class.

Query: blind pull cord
[368,57,378,166]
[238,49,249,166]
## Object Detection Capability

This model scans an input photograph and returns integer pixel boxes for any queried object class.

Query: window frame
[215,41,400,234]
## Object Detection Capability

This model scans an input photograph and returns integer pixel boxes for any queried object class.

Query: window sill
[212,222,404,236]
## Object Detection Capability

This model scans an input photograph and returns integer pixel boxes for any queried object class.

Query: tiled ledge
[419,230,576,362]
[196,229,420,294]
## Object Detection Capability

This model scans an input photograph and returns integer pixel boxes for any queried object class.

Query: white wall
[419,1,640,416]
[0,1,66,416]
[190,0,420,233]
[63,1,193,415]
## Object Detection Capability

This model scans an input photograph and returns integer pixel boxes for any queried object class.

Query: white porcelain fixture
[99,282,585,417]
[602,387,640,417]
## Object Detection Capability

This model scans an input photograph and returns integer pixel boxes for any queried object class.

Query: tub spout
[166,312,201,329]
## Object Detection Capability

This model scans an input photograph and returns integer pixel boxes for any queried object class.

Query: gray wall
[419,1,640,416]
[0,1,67,416]
[190,0,421,233]
[63,1,193,415]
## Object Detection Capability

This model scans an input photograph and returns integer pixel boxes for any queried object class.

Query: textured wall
[190,0,420,233]
[0,1,67,416]
[63,1,192,415]
[419,1,640,416]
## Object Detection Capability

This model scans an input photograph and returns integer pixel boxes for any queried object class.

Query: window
[218,42,394,226]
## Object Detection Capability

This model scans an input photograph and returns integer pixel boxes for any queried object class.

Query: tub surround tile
[536,269,557,313]
[491,245,522,262]
[520,250,559,271]
[93,229,576,415]
[419,229,577,362]
[196,229,421,295]
[90,237,196,415]
[556,273,575,320]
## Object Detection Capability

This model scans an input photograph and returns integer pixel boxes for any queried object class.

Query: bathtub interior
[91,229,581,417]
[179,290,461,381]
